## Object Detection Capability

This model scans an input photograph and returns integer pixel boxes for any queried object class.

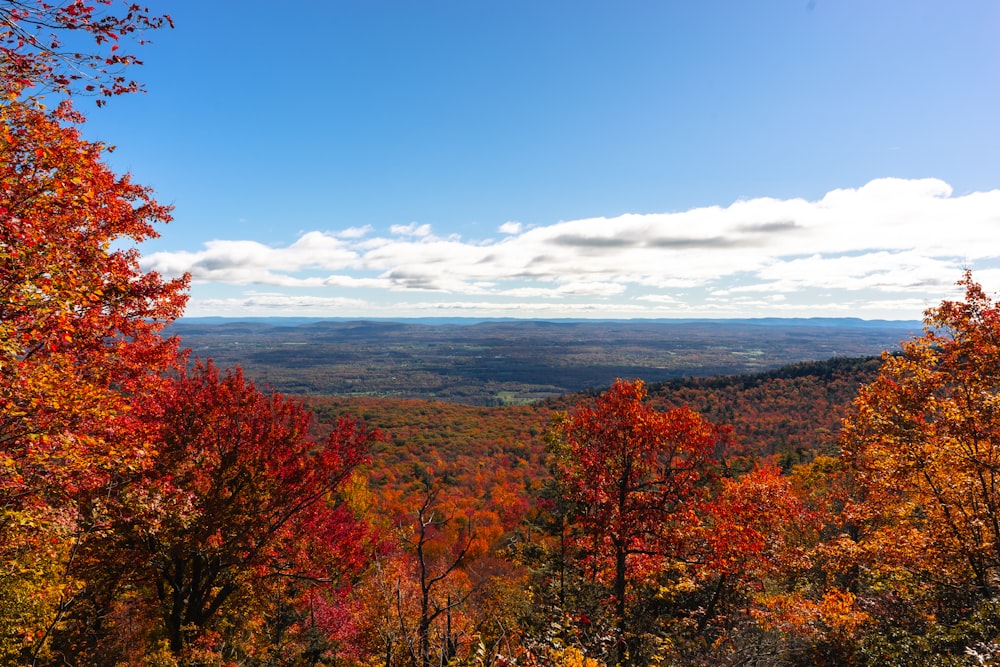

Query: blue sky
[77,1,1000,319]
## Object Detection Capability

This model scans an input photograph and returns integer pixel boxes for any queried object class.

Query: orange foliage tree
[694,462,822,664]
[343,471,529,667]
[0,97,187,661]
[829,272,1000,663]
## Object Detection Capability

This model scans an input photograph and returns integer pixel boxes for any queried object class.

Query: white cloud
[145,178,1000,319]
[335,225,374,239]
[187,292,371,317]
[143,232,358,285]
[390,222,433,237]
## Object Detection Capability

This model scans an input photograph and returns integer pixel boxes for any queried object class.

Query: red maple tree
[548,378,726,664]
[54,360,380,663]
[0,0,172,102]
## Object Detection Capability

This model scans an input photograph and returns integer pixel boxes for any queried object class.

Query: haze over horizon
[79,2,1000,321]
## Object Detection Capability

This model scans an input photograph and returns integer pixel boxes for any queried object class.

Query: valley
[167,317,919,404]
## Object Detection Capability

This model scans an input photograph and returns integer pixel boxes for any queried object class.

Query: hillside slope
[307,355,884,504]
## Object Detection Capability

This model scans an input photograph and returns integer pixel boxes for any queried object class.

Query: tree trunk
[614,540,628,666]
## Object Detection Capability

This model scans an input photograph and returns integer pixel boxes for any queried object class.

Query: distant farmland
[166,317,920,405]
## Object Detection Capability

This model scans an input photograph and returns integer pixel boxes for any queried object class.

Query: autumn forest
[5,4,1000,667]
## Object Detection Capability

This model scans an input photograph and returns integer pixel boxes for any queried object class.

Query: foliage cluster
[297,275,1000,667]
[0,10,382,663]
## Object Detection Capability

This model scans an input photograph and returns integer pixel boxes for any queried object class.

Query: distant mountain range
[176,316,921,328]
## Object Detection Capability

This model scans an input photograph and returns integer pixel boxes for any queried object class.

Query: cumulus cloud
[335,225,374,239]
[390,222,433,237]
[144,178,1000,319]
[143,232,359,284]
